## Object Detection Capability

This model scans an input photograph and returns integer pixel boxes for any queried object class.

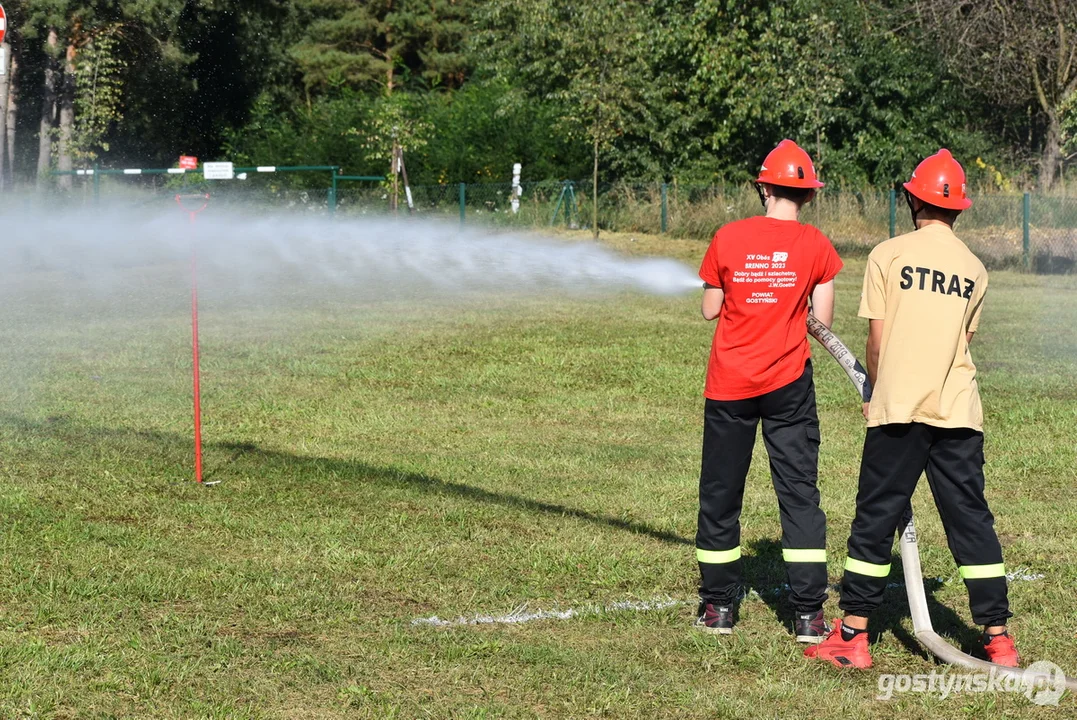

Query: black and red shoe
[804,619,872,669]
[794,609,832,644]
[693,602,735,635]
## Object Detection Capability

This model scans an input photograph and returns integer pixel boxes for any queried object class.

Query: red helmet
[756,139,824,188]
[903,148,972,210]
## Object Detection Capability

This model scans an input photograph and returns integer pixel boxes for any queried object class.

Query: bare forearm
[810,281,835,328]
[701,285,724,321]
[813,305,834,329]
[866,319,884,387]
[866,343,880,387]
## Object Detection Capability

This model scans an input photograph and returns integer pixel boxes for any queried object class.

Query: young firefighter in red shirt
[806,149,1020,669]
[695,140,843,643]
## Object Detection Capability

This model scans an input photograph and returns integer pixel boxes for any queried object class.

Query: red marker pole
[176,194,210,483]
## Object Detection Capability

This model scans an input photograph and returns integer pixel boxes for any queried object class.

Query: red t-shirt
[699,216,843,401]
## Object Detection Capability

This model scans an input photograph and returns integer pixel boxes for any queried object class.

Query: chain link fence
[43,170,1077,273]
[442,181,1076,273]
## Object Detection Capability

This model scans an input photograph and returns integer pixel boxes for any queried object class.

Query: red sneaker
[804,620,873,669]
[984,631,1020,667]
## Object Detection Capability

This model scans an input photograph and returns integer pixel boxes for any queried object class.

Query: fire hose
[807,313,1077,691]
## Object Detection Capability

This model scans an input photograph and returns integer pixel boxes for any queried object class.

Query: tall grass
[37,178,1077,271]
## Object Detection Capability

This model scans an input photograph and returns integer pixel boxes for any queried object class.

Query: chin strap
[754,183,767,209]
[903,188,923,229]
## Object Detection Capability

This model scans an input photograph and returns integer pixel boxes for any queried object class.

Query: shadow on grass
[872,564,985,662]
[744,535,983,658]
[743,538,792,626]
[0,414,693,548]
[5,414,992,657]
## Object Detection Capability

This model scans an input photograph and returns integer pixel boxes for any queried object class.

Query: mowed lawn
[0,227,1073,719]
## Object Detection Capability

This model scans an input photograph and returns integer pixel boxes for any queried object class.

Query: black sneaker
[693,602,735,635]
[794,609,831,644]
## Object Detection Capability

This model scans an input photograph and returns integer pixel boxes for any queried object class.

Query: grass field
[0,223,1073,718]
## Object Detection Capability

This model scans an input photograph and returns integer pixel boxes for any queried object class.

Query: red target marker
[176,193,211,484]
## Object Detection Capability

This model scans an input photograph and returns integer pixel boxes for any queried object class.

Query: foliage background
[2,0,1074,191]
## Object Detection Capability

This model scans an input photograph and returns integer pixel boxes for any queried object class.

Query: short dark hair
[903,187,962,225]
[919,203,962,224]
[768,184,813,205]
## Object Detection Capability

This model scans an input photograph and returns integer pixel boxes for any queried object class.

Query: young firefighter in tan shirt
[806,149,1019,669]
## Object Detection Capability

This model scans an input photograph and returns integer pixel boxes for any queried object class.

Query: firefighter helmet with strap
[903,149,972,210]
[756,139,824,189]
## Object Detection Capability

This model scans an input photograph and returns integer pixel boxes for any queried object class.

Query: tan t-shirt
[859,223,988,430]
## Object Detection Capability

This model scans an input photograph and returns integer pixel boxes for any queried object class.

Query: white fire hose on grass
[807,313,1077,692]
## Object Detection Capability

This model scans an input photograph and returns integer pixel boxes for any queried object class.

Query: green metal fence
[50,165,391,217]
[45,168,1077,272]
[442,181,1075,272]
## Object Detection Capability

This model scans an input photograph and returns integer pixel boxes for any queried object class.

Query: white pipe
[808,313,1077,691]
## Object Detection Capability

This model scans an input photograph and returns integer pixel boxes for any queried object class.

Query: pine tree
[290,0,473,97]
[475,0,650,238]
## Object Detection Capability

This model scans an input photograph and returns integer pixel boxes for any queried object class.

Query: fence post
[566,180,576,227]
[550,182,566,226]
[328,167,338,216]
[888,188,896,238]
[660,183,668,233]
[1022,192,1031,270]
[459,183,466,225]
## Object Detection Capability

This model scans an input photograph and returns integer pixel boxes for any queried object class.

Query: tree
[7,0,299,180]
[354,92,431,210]
[0,0,1035,190]
[35,25,58,187]
[669,0,845,181]
[69,29,125,164]
[632,0,1005,185]
[2,47,16,188]
[289,0,475,185]
[1063,91,1077,170]
[17,1,176,181]
[223,80,590,187]
[475,0,650,238]
[291,0,473,97]
[0,38,13,188]
[420,79,589,183]
[800,0,999,186]
[911,0,1077,188]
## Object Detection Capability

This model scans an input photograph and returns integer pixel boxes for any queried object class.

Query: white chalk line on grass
[412,597,684,628]
[411,569,1045,628]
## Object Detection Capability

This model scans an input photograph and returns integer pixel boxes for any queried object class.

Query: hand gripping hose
[807,313,1077,692]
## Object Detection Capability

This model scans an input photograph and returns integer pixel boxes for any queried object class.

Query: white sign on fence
[203,161,234,180]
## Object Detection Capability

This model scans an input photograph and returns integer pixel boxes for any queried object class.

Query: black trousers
[696,361,827,612]
[840,423,1011,627]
